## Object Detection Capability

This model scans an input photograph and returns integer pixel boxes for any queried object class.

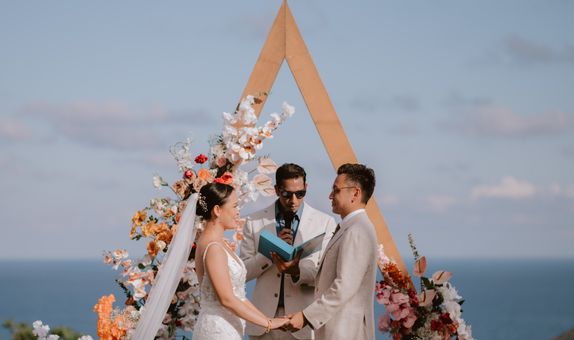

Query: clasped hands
[267,228,307,332]
[268,311,307,332]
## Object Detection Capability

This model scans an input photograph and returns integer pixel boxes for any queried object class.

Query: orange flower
[94,294,123,340]
[141,221,158,237]
[155,223,173,244]
[130,210,147,238]
[197,168,213,181]
[110,316,126,339]
[147,240,161,257]
[172,179,191,199]
[383,263,411,289]
[214,172,233,185]
[131,210,147,226]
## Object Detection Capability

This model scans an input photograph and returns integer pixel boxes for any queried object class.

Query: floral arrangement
[94,94,295,339]
[31,320,93,340]
[376,235,473,340]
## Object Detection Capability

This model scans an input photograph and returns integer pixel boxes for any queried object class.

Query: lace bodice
[192,242,247,340]
[200,242,247,304]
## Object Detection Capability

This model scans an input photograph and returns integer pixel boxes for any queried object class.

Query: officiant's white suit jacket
[240,202,337,339]
[303,211,378,340]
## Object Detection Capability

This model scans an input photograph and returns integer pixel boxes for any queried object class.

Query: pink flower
[378,313,391,332]
[413,256,427,277]
[402,308,417,328]
[391,292,410,305]
[216,156,228,167]
[432,270,453,284]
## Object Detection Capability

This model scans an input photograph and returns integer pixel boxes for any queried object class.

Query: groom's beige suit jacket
[240,202,337,339]
[303,210,378,340]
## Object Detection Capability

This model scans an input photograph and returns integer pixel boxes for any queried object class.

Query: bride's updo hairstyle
[196,182,234,220]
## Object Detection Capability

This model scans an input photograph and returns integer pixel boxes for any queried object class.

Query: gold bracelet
[265,319,272,333]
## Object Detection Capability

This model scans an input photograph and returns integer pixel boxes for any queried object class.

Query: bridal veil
[132,193,199,339]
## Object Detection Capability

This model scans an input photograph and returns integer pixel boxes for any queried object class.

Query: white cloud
[446,104,572,137]
[350,93,421,113]
[502,35,574,65]
[425,195,456,213]
[563,186,574,199]
[21,101,168,125]
[15,101,215,150]
[0,118,31,141]
[471,176,536,200]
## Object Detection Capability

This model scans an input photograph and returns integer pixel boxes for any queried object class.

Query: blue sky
[1,0,573,260]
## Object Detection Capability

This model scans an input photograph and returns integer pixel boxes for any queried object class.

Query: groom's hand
[271,250,302,280]
[285,311,306,332]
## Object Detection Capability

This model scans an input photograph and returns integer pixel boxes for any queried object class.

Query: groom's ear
[353,186,362,203]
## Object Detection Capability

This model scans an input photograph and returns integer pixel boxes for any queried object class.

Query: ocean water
[0,259,573,340]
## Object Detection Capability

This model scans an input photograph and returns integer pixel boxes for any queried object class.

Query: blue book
[258,229,326,261]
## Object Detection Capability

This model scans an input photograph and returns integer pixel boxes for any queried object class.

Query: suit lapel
[294,203,312,246]
[317,212,363,268]
[318,223,345,267]
[259,204,277,235]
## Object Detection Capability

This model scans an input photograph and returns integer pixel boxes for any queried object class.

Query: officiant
[240,163,337,340]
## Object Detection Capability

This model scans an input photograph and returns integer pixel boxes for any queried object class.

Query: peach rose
[197,168,213,181]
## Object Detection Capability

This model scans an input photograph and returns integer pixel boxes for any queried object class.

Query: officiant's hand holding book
[257,229,326,262]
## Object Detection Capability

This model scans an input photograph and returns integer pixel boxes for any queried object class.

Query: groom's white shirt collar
[341,208,365,225]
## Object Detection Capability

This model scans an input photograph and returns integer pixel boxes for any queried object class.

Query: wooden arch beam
[239,0,408,276]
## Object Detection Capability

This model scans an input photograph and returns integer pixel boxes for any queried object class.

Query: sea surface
[1,258,573,340]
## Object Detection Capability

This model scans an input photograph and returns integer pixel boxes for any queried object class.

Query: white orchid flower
[152,175,168,189]
[282,101,295,117]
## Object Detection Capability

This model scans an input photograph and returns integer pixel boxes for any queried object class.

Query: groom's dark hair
[337,163,376,204]
[276,163,306,186]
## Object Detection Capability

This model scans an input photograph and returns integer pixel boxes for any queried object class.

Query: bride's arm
[242,298,267,319]
[205,245,270,327]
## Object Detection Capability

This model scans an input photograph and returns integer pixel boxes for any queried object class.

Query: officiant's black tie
[278,217,293,309]
[333,223,341,236]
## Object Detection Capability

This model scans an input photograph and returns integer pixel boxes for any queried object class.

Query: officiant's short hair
[337,163,376,204]
[276,163,306,185]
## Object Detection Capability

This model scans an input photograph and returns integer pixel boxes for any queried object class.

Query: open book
[258,229,326,261]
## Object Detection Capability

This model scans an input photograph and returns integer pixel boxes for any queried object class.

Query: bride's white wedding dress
[193,242,247,340]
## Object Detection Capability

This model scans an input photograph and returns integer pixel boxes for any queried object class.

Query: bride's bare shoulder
[197,238,225,256]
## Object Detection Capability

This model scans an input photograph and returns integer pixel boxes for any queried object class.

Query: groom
[285,163,378,340]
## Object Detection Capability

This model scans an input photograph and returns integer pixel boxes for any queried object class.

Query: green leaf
[421,277,433,290]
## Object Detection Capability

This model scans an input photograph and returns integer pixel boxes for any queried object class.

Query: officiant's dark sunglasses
[279,189,307,199]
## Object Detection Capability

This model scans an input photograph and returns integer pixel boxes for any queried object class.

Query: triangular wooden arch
[240,0,408,276]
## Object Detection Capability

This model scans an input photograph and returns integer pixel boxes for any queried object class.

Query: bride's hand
[270,317,289,330]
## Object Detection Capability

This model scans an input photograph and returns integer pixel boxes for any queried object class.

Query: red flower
[194,154,208,164]
[214,172,233,185]
[431,319,442,331]
[183,169,195,179]
[439,312,453,324]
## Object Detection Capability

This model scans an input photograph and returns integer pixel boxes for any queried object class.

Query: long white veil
[132,193,199,339]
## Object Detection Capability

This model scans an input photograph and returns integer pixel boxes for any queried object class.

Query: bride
[192,182,288,339]
[132,182,288,339]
